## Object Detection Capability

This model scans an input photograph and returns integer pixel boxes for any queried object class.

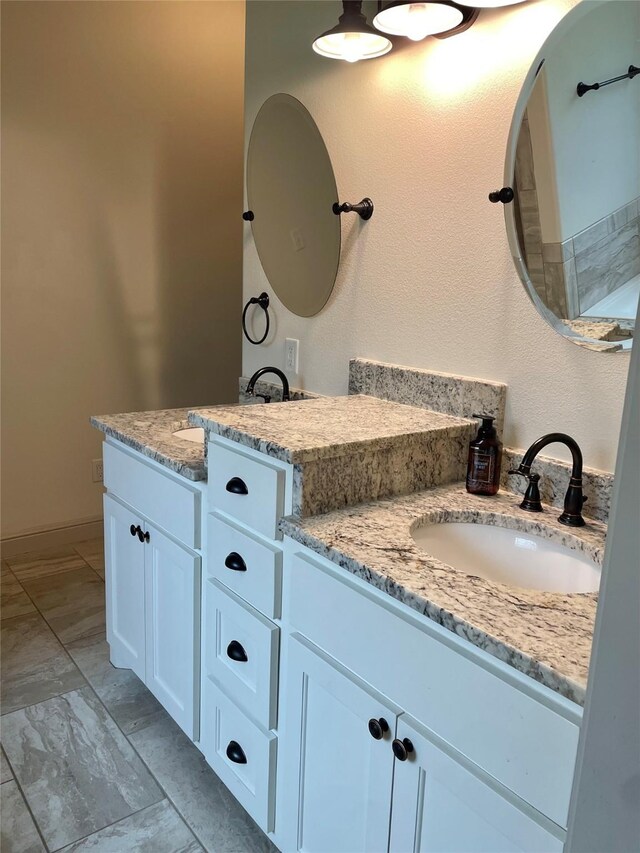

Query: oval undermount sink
[411,521,600,594]
[172,427,205,443]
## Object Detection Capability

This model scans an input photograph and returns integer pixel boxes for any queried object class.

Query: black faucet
[509,433,587,527]
[245,366,291,403]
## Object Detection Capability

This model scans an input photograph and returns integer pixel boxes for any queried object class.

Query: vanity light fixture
[312,0,392,62]
[457,0,527,6]
[373,2,465,41]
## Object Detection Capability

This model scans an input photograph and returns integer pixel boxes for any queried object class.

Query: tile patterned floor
[2,562,36,621]
[1,539,274,853]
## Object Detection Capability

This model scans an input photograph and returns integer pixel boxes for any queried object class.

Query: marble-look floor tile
[1,612,85,715]
[514,115,535,192]
[2,687,163,850]
[611,199,638,231]
[542,238,574,264]
[73,539,105,579]
[129,714,276,853]
[1,561,35,621]
[1,746,13,783]
[22,566,105,645]
[0,780,46,853]
[7,546,88,583]
[517,188,542,253]
[576,220,640,312]
[573,214,611,256]
[66,632,165,735]
[58,799,203,852]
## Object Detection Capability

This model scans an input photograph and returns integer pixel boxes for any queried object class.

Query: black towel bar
[577,64,639,97]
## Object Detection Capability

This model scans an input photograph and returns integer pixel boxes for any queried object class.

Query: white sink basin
[411,521,600,593]
[172,427,205,443]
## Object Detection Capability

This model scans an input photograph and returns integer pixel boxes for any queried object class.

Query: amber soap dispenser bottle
[466,414,503,496]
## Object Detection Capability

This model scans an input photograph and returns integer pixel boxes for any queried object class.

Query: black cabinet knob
[242,210,255,221]
[368,718,390,740]
[129,524,149,542]
[392,738,415,761]
[227,640,248,662]
[226,740,247,764]
[225,477,248,496]
[224,552,247,572]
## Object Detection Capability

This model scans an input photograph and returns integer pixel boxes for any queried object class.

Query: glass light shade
[373,2,464,40]
[460,0,526,6]
[313,30,392,62]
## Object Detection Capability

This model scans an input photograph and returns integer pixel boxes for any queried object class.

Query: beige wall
[243,0,629,472]
[1,1,245,539]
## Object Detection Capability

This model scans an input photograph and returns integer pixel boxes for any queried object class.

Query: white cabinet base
[390,715,564,853]
[201,677,277,834]
[104,494,145,682]
[279,634,401,853]
[102,442,204,743]
[145,524,201,740]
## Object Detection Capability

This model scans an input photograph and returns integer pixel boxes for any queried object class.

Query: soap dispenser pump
[466,414,503,496]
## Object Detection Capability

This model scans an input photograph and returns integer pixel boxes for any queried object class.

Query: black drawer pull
[225,477,248,496]
[130,524,138,537]
[226,740,247,764]
[227,640,248,662]
[392,737,415,762]
[224,552,247,572]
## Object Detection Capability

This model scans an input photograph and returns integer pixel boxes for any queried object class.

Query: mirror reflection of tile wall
[515,110,639,339]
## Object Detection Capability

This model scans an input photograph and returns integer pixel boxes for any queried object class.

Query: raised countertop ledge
[280,484,606,705]
[90,407,210,480]
[188,395,472,464]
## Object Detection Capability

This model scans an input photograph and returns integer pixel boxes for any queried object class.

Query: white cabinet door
[103,494,146,681]
[144,523,201,739]
[280,634,399,853]
[389,716,564,853]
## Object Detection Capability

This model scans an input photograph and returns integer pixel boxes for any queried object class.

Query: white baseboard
[1,517,103,559]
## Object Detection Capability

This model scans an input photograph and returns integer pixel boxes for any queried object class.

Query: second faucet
[245,367,291,403]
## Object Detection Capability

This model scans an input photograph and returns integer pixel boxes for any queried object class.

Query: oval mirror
[505,0,639,352]
[247,93,341,318]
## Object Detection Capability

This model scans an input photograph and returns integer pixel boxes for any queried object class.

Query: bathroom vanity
[91,364,606,852]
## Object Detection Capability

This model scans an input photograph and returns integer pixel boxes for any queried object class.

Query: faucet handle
[508,469,543,513]
[520,472,542,513]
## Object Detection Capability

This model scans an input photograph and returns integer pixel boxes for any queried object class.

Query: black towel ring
[242,292,270,345]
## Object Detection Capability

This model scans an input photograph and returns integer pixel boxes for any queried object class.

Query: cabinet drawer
[208,441,285,539]
[285,549,580,829]
[205,579,279,730]
[103,441,200,549]
[201,678,276,833]
[208,512,282,618]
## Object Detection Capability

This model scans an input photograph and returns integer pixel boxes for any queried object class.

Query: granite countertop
[90,407,211,480]
[92,399,604,704]
[281,483,606,705]
[188,395,472,463]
